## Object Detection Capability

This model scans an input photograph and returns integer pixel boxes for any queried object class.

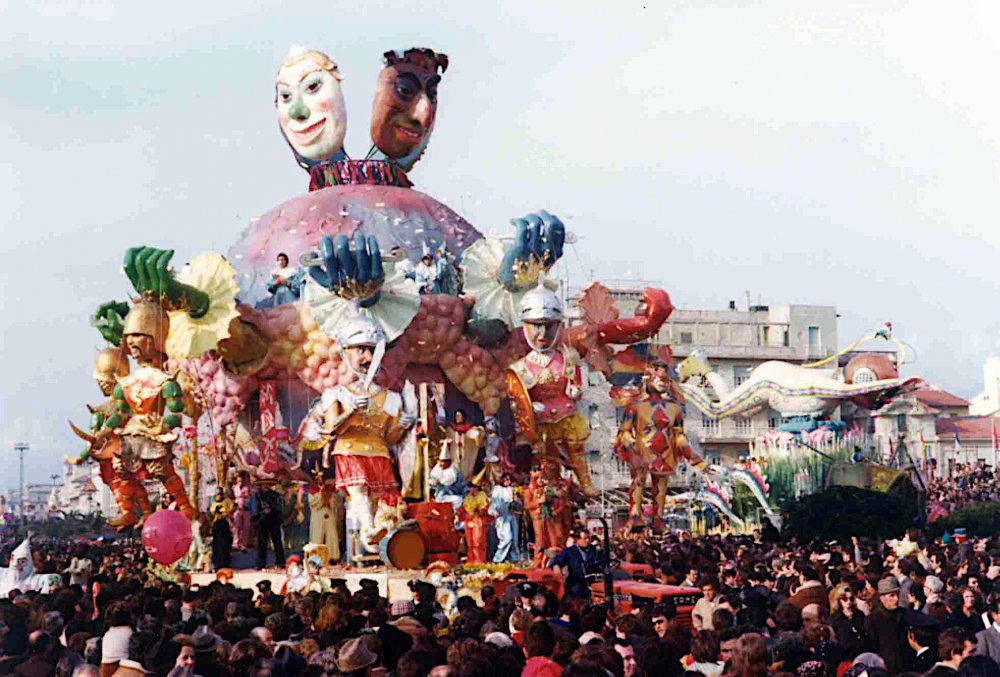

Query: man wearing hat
[905,610,941,673]
[864,576,912,674]
[336,637,379,676]
[191,626,227,677]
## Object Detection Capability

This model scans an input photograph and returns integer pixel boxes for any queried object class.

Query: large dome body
[229,184,482,306]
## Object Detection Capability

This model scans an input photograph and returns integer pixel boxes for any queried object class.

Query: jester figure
[67,348,153,529]
[506,285,597,498]
[614,358,703,529]
[95,300,198,519]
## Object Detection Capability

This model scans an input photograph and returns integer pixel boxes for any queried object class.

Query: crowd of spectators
[5,524,1000,677]
[926,463,1000,522]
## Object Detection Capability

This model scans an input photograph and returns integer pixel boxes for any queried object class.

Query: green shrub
[928,502,1000,539]
[781,485,917,542]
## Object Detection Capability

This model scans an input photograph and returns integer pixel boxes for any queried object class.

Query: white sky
[3,0,1000,486]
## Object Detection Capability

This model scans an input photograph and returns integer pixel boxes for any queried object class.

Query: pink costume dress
[231,483,252,551]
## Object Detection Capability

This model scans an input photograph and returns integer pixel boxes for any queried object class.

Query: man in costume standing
[298,315,415,552]
[489,474,522,563]
[459,483,491,564]
[95,299,198,519]
[506,285,597,498]
[68,348,153,530]
[614,357,702,529]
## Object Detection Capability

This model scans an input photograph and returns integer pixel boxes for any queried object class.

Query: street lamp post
[13,442,28,524]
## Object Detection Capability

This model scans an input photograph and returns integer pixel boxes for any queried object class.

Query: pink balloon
[141,510,193,565]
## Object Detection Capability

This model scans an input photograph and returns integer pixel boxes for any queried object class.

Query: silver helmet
[519,284,563,323]
[337,314,386,348]
[337,314,387,384]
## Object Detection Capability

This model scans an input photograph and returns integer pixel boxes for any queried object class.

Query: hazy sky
[4,1,1000,487]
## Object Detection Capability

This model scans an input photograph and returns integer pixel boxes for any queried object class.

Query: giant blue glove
[498,210,565,292]
[308,232,385,307]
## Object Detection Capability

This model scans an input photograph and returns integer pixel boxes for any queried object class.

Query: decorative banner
[259,381,290,475]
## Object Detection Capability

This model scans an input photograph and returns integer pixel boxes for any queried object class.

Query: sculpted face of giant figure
[370,48,448,162]
[276,46,347,165]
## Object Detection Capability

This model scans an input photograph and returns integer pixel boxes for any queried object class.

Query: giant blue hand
[498,210,565,292]
[308,232,385,307]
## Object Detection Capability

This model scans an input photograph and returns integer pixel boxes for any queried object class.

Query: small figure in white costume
[0,538,56,598]
[428,441,466,520]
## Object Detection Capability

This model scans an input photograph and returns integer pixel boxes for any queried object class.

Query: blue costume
[489,484,521,563]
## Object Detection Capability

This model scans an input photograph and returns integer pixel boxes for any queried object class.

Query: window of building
[701,416,719,433]
[767,416,780,430]
[733,366,752,388]
[896,414,907,433]
[734,416,752,434]
[680,332,693,344]
[808,325,821,349]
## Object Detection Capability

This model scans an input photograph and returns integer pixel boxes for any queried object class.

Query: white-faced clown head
[275,45,347,167]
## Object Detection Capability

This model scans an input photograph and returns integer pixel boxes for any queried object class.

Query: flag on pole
[992,421,998,454]
[954,431,962,453]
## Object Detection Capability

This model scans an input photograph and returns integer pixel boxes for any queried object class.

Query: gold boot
[568,445,599,499]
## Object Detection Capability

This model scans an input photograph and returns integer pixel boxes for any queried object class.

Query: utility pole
[13,442,28,524]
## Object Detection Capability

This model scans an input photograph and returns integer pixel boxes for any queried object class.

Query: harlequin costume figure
[614,358,703,528]
[458,483,492,564]
[68,348,153,529]
[96,300,198,519]
[298,315,415,552]
[506,285,597,498]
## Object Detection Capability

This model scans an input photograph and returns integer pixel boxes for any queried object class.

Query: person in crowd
[693,575,723,631]
[549,529,602,600]
[927,627,976,677]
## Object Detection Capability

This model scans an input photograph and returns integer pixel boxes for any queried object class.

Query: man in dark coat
[788,566,830,611]
[250,483,285,570]
[864,577,913,675]
[549,530,602,599]
[904,611,940,673]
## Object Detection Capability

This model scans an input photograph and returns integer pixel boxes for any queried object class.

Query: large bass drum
[379,527,426,570]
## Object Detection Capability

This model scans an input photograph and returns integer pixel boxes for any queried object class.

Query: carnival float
[64,43,925,587]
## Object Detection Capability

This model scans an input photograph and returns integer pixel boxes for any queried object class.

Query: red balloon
[141,510,193,565]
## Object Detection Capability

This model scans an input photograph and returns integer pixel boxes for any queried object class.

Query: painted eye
[306,79,322,94]
[394,73,420,101]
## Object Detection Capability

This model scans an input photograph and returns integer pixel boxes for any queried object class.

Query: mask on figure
[370,48,448,165]
[337,315,386,382]
[523,320,561,354]
[343,345,375,379]
[519,284,563,353]
[276,45,347,167]
[125,334,158,364]
[92,348,129,397]
[645,360,672,395]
